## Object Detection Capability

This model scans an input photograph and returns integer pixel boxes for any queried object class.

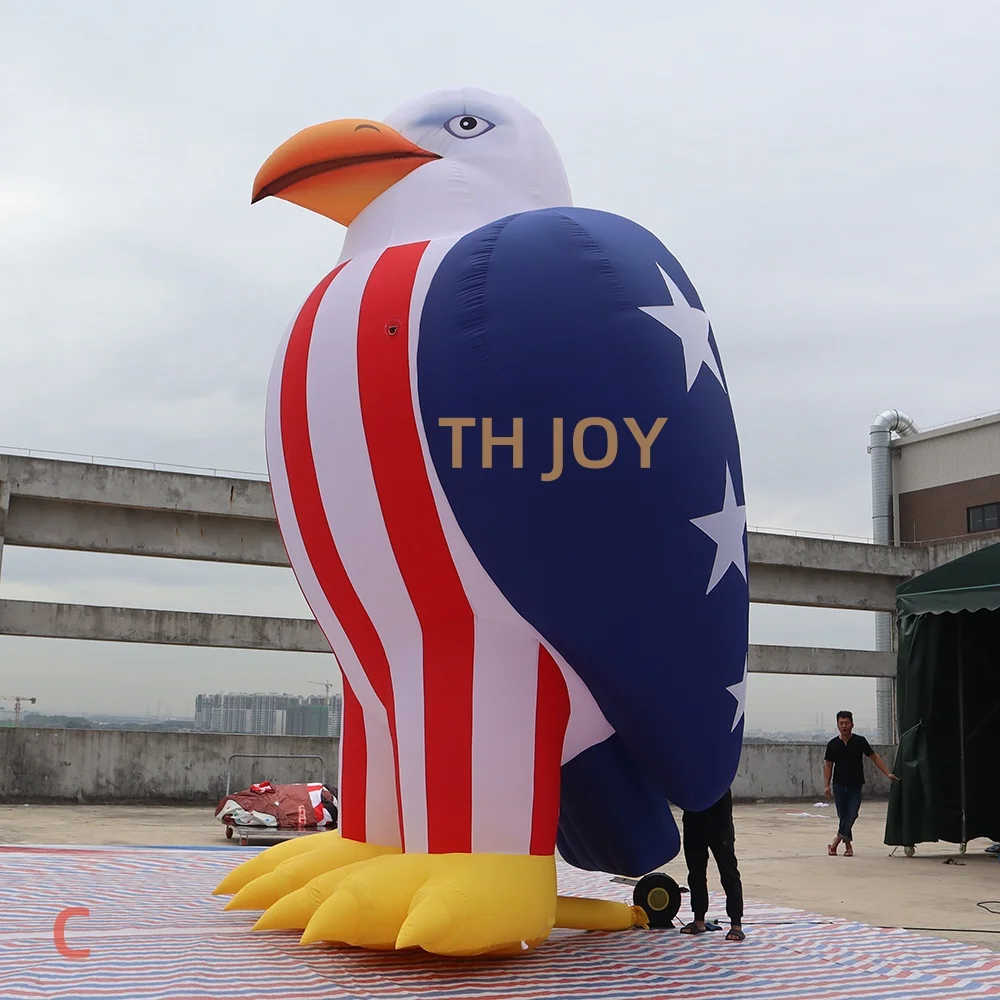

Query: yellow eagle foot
[307,852,557,956]
[248,850,642,957]
[219,832,399,911]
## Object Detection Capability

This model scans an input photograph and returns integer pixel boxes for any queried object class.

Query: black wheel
[226,826,233,840]
[633,872,682,928]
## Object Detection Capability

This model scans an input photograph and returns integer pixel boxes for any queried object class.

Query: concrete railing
[734,741,896,801]
[0,728,896,805]
[0,728,338,805]
[3,451,993,747]
[2,450,994,687]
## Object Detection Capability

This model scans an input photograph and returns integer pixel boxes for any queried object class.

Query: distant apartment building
[194,692,343,737]
[327,694,343,741]
[890,411,1000,544]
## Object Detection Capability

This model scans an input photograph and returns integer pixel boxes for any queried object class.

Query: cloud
[1,1,998,725]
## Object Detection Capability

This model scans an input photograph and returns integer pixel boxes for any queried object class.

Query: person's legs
[832,784,854,842]
[840,787,862,854]
[682,822,710,931]
[829,785,845,854]
[709,836,744,935]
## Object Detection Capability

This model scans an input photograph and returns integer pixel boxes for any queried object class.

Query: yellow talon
[224,838,398,911]
[300,889,362,945]
[395,893,451,951]
[253,864,362,931]
[252,887,315,931]
[303,853,432,949]
[213,830,343,896]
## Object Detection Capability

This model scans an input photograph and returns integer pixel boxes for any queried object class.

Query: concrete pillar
[875,610,899,744]
[0,479,8,581]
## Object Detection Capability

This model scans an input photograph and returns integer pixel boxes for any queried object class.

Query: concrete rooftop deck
[2,798,997,953]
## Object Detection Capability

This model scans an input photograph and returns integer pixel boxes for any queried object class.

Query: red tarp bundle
[215,782,338,830]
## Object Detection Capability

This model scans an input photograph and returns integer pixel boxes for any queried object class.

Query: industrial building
[889,410,1000,545]
[870,407,1000,740]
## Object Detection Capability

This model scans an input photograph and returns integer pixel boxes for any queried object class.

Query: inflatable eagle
[214,86,749,958]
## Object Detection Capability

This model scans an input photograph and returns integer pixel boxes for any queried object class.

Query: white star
[639,263,725,393]
[726,658,748,732]
[690,463,747,594]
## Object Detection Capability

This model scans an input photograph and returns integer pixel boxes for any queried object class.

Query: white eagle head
[252,86,572,259]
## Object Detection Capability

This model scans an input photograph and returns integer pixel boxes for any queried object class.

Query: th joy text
[437,417,667,481]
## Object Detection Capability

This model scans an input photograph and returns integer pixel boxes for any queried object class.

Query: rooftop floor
[2,798,997,953]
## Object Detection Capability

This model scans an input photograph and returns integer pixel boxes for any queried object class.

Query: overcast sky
[1,2,998,731]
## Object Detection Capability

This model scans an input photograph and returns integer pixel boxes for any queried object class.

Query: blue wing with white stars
[417,207,750,875]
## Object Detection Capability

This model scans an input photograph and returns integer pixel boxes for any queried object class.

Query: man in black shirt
[679,788,745,941]
[823,710,897,856]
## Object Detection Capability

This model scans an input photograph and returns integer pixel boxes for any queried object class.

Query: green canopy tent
[885,540,1000,854]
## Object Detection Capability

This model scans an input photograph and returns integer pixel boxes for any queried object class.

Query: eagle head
[251,86,572,258]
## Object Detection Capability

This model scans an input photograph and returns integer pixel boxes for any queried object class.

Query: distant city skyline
[0,604,881,734]
[195,690,343,738]
[4,677,877,736]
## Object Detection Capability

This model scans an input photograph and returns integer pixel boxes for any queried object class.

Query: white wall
[735,742,896,800]
[894,419,1000,495]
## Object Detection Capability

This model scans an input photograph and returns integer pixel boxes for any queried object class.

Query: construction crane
[0,695,37,727]
[309,680,334,699]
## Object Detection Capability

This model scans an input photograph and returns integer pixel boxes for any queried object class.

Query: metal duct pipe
[870,409,918,743]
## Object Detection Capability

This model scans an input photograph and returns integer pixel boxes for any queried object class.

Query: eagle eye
[444,115,495,139]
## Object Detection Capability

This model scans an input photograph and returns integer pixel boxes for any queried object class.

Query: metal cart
[222,752,329,847]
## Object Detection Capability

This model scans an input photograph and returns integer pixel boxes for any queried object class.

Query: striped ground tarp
[0,844,997,999]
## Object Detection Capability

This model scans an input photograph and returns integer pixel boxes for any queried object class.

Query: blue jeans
[833,784,863,841]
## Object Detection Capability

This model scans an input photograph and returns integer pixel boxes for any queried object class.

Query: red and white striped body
[265,239,613,857]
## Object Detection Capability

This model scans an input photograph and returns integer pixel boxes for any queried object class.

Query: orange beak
[251,120,440,226]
